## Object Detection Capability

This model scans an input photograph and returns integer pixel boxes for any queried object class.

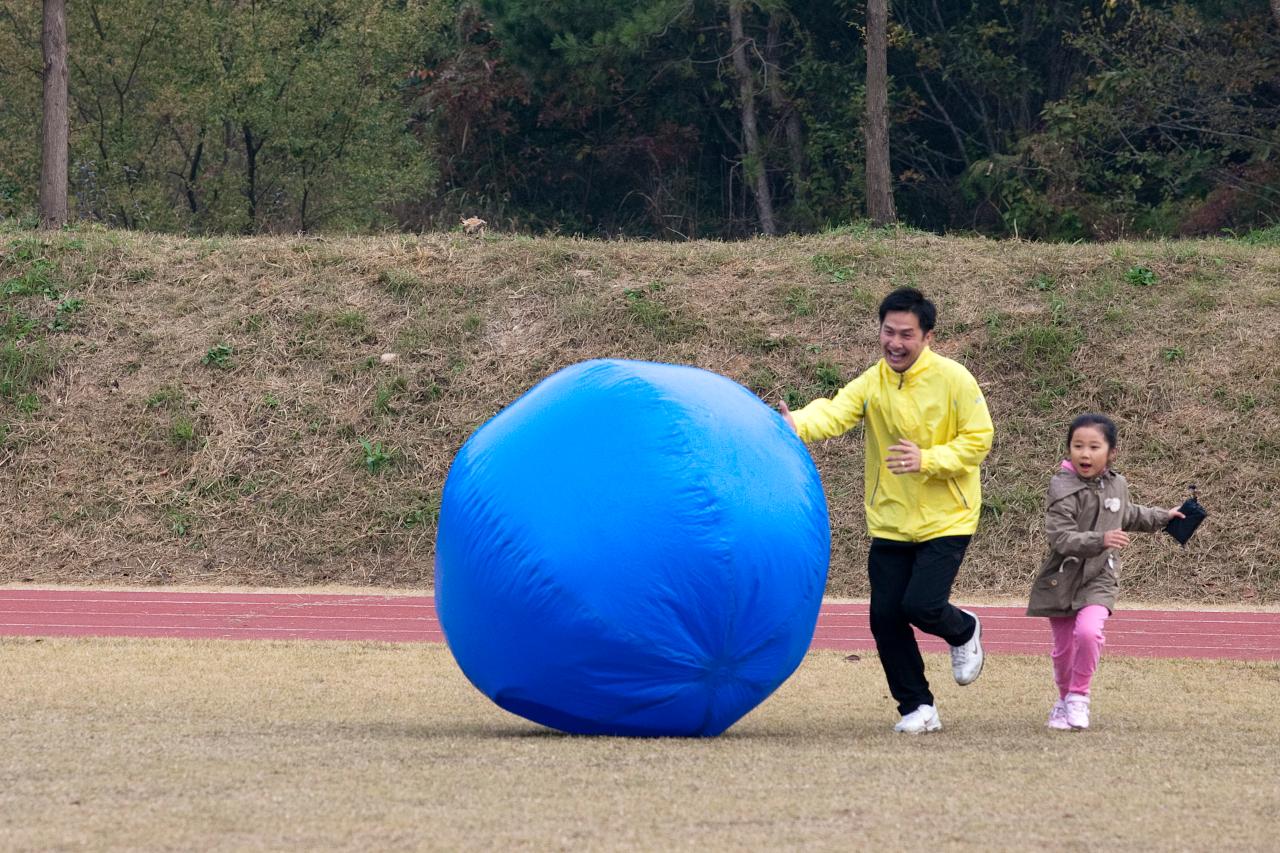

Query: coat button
[1049,579,1058,587]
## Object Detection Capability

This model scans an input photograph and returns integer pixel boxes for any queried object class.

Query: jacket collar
[886,346,936,384]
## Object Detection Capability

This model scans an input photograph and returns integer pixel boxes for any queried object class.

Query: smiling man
[781,287,994,734]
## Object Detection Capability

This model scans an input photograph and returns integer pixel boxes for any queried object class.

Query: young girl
[1026,413,1185,731]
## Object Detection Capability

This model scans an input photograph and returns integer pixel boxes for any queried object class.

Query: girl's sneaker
[1047,699,1072,731]
[1064,693,1091,729]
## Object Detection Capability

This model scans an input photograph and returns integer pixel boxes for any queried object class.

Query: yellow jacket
[791,347,993,542]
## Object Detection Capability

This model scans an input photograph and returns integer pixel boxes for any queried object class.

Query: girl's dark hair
[1067,413,1118,449]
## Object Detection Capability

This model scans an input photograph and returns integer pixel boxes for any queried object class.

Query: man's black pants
[868,535,977,716]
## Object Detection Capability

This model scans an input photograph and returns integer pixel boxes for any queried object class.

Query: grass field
[2,637,1276,851]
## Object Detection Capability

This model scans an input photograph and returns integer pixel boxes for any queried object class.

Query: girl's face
[1068,424,1116,479]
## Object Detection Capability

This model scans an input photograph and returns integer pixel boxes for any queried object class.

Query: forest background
[2,0,1279,242]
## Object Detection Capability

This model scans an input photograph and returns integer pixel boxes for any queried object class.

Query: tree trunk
[865,0,896,225]
[185,137,205,214]
[766,14,806,206]
[1045,0,1077,104]
[39,0,69,230]
[243,125,263,233]
[729,0,777,236]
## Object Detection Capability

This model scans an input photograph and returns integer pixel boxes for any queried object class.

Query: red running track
[2,588,1279,661]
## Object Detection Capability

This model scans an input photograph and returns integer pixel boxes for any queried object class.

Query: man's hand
[1102,529,1130,549]
[779,401,798,433]
[886,438,921,474]
[1166,507,1186,521]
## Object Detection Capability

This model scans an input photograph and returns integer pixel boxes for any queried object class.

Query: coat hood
[1047,467,1114,504]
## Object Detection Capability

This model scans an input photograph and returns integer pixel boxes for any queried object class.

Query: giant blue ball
[434,359,829,736]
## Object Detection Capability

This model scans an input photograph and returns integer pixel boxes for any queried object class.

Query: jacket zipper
[880,371,900,503]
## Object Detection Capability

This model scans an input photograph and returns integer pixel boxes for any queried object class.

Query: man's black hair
[878,287,937,333]
[1067,413,1119,449]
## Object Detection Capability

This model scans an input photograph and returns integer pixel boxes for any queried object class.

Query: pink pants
[1049,605,1110,698]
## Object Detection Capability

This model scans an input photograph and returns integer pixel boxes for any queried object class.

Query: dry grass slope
[1,226,1277,601]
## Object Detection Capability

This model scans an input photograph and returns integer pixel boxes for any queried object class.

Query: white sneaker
[1047,699,1072,731]
[950,609,984,685]
[893,704,942,734]
[1065,693,1090,730]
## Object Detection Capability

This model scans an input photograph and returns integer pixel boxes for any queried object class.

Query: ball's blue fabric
[434,359,829,736]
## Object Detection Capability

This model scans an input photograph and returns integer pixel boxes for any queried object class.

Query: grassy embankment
[1,224,1277,601]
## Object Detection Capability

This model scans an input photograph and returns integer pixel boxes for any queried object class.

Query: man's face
[879,310,933,373]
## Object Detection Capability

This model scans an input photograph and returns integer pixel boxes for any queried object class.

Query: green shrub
[358,437,395,474]
[201,343,234,370]
[1125,266,1157,287]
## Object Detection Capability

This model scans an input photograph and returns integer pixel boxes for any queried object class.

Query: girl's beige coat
[1026,469,1167,617]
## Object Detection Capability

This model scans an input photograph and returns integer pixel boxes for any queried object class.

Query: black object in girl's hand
[1166,485,1207,546]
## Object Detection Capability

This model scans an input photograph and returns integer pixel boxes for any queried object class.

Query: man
[781,287,994,733]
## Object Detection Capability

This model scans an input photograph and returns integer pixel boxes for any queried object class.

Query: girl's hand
[1102,529,1130,549]
[1167,507,1186,521]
